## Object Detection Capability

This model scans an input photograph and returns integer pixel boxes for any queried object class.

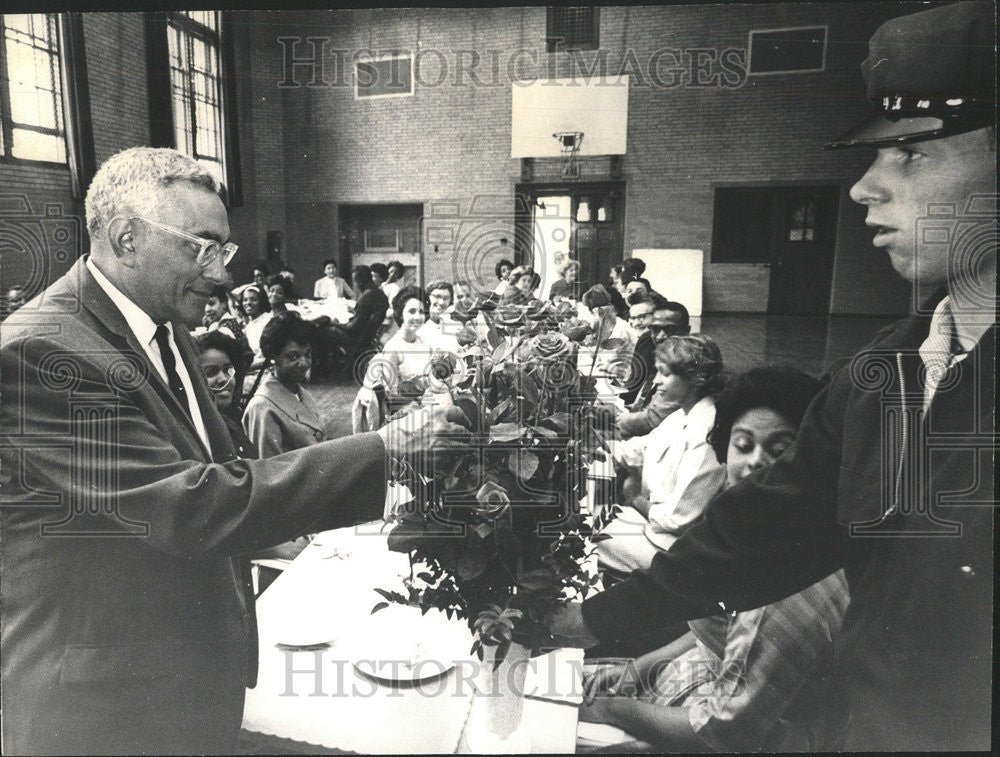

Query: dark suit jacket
[0,258,386,755]
[332,286,388,340]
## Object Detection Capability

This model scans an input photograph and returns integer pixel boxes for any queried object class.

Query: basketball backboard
[511,76,629,158]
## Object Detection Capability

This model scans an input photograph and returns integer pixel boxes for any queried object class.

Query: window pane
[3,13,66,164]
[12,127,65,162]
[167,13,226,184]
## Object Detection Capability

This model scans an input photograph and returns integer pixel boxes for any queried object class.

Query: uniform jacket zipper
[882,352,907,522]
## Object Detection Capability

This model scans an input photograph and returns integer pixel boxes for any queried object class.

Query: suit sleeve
[2,333,388,560]
[582,376,848,643]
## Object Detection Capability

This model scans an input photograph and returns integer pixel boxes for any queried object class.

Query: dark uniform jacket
[0,258,387,755]
[583,291,994,751]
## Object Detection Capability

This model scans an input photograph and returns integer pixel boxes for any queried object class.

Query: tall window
[165,11,226,188]
[0,13,67,163]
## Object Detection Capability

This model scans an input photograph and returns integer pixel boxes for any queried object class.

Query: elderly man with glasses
[0,147,469,755]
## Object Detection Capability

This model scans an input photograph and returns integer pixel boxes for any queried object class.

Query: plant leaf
[371,601,390,614]
[507,450,540,481]
[489,423,523,442]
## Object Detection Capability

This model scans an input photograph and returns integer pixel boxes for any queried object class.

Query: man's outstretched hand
[376,404,472,464]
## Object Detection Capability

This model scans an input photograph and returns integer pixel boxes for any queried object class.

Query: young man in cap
[552,2,995,750]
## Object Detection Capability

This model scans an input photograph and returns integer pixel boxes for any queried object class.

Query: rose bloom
[560,317,592,343]
[530,332,572,360]
[474,481,511,519]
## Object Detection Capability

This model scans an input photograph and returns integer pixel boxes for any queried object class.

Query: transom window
[166,11,226,187]
[546,7,600,53]
[0,13,66,163]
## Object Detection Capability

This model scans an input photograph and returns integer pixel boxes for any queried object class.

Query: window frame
[145,10,242,205]
[353,51,415,100]
[747,25,828,76]
[0,12,70,168]
[546,6,600,53]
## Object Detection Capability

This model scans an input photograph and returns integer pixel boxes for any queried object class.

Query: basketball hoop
[553,131,583,178]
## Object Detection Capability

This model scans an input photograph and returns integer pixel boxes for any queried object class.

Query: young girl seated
[579,367,849,753]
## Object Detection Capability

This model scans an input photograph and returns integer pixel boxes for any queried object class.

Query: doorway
[516,182,625,296]
[711,186,839,316]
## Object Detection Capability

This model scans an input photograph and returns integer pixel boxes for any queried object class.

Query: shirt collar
[85,256,161,347]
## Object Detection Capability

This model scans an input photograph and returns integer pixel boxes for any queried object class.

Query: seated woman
[194,330,257,459]
[548,259,580,303]
[501,265,542,306]
[579,366,846,754]
[595,334,726,575]
[203,285,251,365]
[493,258,514,296]
[313,258,354,300]
[265,274,301,318]
[196,329,311,573]
[242,316,330,458]
[240,284,272,370]
[579,284,636,398]
[353,287,435,433]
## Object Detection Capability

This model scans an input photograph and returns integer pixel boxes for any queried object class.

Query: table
[296,298,354,325]
[241,521,584,754]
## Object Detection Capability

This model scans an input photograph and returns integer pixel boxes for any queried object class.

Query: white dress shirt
[918,296,972,411]
[86,257,211,452]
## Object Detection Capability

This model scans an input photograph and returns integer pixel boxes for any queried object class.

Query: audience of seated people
[596,334,727,575]
[313,258,354,300]
[579,367,848,753]
[225,251,860,754]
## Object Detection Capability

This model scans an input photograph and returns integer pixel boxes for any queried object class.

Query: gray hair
[557,259,580,277]
[85,147,219,238]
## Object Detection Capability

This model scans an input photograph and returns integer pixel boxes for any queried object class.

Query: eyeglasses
[131,216,238,268]
[650,324,686,336]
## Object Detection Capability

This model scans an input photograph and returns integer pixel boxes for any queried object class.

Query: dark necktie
[153,324,190,416]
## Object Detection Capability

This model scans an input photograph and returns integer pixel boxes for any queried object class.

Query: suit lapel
[72,258,217,461]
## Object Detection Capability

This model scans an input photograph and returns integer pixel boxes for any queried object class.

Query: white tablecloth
[241,521,583,754]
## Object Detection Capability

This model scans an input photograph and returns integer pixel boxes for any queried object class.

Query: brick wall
[2,5,921,315]
[261,2,914,313]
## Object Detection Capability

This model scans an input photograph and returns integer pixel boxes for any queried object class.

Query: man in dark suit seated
[325,265,388,351]
[0,147,469,755]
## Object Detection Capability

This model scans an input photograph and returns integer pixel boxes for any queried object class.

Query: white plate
[346,605,473,683]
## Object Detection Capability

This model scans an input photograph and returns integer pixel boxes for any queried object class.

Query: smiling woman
[242,315,330,459]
